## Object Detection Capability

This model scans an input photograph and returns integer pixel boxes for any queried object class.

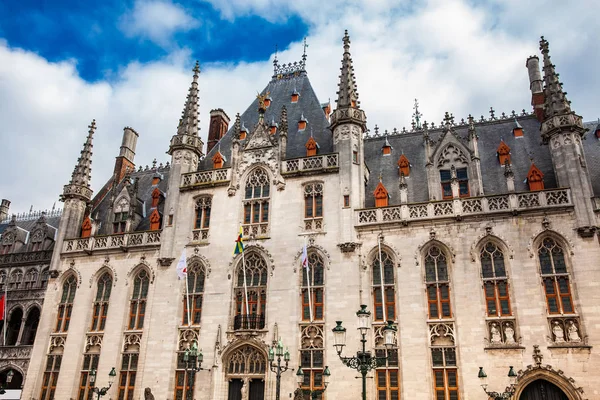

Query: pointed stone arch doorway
[225,344,267,400]
[519,379,569,400]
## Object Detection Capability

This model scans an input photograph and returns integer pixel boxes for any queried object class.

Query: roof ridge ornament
[272,39,307,80]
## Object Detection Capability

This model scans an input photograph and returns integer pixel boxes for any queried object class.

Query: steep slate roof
[363,115,558,207]
[0,216,61,237]
[201,71,332,169]
[581,121,600,197]
[90,166,170,234]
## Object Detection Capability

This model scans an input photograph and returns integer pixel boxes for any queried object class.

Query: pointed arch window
[243,168,270,236]
[24,269,38,289]
[398,154,410,177]
[538,238,573,314]
[9,270,23,289]
[374,324,400,400]
[425,247,452,319]
[22,307,40,345]
[118,352,138,400]
[40,354,62,400]
[480,242,511,317]
[55,275,77,332]
[77,353,99,400]
[128,270,149,330]
[299,325,325,398]
[301,252,324,321]
[372,250,396,322]
[304,182,323,220]
[183,262,205,325]
[234,252,267,330]
[194,197,211,230]
[6,307,23,346]
[90,273,112,332]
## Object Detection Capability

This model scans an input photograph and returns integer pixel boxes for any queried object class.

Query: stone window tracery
[55,275,77,332]
[118,352,138,400]
[0,271,6,290]
[425,246,452,320]
[234,252,268,330]
[193,197,211,241]
[227,345,266,375]
[243,168,270,237]
[374,323,400,400]
[9,269,23,289]
[304,183,323,231]
[372,250,396,322]
[77,353,99,400]
[429,323,459,400]
[128,270,149,330]
[301,252,324,321]
[183,262,205,325]
[24,268,39,289]
[299,325,325,398]
[91,273,112,332]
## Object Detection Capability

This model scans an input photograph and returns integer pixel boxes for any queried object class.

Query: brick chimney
[114,127,139,182]
[526,56,544,122]
[0,199,10,222]
[207,109,230,154]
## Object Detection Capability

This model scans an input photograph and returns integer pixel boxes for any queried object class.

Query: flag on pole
[176,248,188,280]
[0,293,5,322]
[234,227,244,255]
[301,242,313,322]
[1,286,6,346]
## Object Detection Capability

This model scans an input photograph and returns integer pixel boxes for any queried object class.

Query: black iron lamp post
[332,304,397,400]
[296,365,330,399]
[478,366,518,399]
[183,341,204,400]
[89,367,117,400]
[268,339,291,400]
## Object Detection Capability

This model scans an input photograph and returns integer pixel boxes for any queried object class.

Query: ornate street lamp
[296,365,331,399]
[183,341,203,400]
[478,366,518,399]
[269,339,291,400]
[89,367,117,400]
[332,305,397,400]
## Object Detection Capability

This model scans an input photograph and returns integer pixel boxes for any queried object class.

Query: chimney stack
[0,199,10,222]
[526,56,544,121]
[114,127,139,182]
[207,109,230,154]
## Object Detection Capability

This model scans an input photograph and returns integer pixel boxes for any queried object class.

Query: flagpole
[304,237,313,322]
[242,249,250,318]
[378,233,387,322]
[3,283,7,346]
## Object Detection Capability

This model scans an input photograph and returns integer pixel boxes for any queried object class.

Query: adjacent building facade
[18,33,600,400]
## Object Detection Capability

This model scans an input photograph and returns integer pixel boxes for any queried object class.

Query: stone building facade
[20,33,600,400]
[0,203,61,397]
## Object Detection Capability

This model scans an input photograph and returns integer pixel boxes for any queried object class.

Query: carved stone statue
[504,323,516,344]
[144,387,155,400]
[293,388,306,400]
[490,322,502,344]
[567,320,581,343]
[552,321,565,343]
[241,379,248,400]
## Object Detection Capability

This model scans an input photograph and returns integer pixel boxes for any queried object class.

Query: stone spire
[336,30,359,109]
[63,120,95,202]
[330,30,366,131]
[279,105,288,134]
[540,37,571,120]
[177,61,200,137]
[538,36,586,143]
[168,61,204,157]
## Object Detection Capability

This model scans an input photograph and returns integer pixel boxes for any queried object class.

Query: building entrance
[519,379,569,400]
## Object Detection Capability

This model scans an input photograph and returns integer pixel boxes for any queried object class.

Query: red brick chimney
[526,56,544,122]
[113,127,138,183]
[207,109,230,154]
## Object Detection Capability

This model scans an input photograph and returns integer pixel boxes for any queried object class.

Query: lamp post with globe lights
[478,366,518,399]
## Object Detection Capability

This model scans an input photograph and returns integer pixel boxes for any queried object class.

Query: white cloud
[2,0,600,213]
[120,0,200,47]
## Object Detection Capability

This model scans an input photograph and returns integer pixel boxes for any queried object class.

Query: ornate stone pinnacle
[62,120,95,202]
[279,106,288,133]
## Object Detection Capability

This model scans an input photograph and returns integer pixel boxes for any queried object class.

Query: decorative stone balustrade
[63,231,161,254]
[181,168,230,188]
[0,250,52,265]
[282,153,339,175]
[356,189,572,226]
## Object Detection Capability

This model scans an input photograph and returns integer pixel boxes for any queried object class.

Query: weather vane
[412,99,422,129]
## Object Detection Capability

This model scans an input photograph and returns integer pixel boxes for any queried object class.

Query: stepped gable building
[22,32,600,400]
[0,201,61,396]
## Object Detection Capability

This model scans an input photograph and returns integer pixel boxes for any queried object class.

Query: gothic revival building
[20,33,600,400]
[0,203,61,397]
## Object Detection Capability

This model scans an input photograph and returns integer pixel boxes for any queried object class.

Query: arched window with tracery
[55,275,77,332]
[226,345,267,399]
[183,262,205,325]
[301,252,324,322]
[243,168,270,237]
[9,270,23,289]
[425,246,451,319]
[538,238,573,315]
[128,269,149,330]
[90,272,112,331]
[480,242,511,317]
[6,307,23,346]
[234,252,267,330]
[372,250,396,322]
[24,269,38,289]
[22,307,40,345]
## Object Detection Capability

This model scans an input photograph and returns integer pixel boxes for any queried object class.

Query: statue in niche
[490,322,502,344]
[241,378,249,400]
[504,323,516,344]
[552,321,565,343]
[144,388,155,400]
[567,320,581,343]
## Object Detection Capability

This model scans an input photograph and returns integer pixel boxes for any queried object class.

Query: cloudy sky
[1,0,599,214]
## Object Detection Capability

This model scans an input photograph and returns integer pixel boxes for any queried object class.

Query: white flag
[301,244,309,270]
[176,248,187,280]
